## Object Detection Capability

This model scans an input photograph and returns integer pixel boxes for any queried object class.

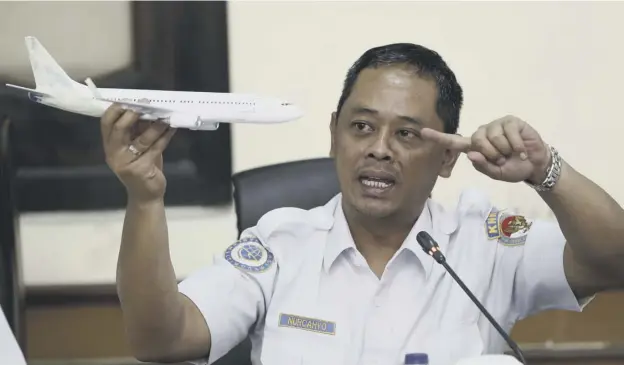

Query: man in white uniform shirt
[100,43,624,365]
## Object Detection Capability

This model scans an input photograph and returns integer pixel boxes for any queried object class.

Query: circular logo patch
[224,236,274,273]
[498,214,533,246]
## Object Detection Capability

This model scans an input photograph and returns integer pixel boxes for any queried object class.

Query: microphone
[416,231,528,365]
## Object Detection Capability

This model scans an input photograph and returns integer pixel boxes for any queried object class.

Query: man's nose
[366,131,393,161]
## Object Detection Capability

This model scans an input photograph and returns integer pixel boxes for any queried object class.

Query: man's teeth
[361,178,393,189]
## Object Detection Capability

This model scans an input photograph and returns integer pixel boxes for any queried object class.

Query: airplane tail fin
[24,36,79,93]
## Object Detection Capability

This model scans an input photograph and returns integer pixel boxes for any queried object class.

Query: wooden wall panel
[26,305,130,359]
[25,292,624,361]
[511,291,624,343]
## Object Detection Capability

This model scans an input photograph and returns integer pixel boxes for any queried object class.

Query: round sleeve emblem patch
[485,209,533,246]
[499,214,533,246]
[224,236,274,272]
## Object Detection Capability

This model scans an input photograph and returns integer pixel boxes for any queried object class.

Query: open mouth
[358,172,397,195]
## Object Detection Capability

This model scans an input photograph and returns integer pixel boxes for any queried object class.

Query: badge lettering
[486,209,500,239]
[278,313,336,335]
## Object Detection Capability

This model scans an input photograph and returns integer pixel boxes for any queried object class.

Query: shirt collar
[322,194,459,278]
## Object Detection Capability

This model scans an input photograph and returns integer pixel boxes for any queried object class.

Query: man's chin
[350,197,399,219]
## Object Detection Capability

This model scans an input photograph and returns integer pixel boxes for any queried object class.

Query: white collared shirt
[178,189,589,365]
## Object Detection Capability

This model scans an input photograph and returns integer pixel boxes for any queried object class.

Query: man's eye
[399,129,415,138]
[398,129,419,139]
[353,122,371,131]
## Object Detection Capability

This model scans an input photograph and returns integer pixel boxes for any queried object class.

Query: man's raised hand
[421,115,551,184]
[100,104,176,202]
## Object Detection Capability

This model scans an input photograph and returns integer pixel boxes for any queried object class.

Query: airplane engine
[167,113,202,129]
[199,122,220,131]
[167,114,219,131]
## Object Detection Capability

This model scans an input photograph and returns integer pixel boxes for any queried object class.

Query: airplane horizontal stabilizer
[5,83,51,97]
[5,83,52,103]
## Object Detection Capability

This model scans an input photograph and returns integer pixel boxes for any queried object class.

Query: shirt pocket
[406,324,484,365]
[259,331,302,365]
[260,313,346,365]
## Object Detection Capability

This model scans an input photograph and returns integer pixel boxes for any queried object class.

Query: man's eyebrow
[397,115,425,127]
[351,106,379,115]
[350,106,425,127]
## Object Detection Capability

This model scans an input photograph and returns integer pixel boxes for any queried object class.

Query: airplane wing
[98,97,174,117]
[84,78,173,118]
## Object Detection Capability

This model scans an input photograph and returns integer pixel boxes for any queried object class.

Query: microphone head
[416,230,446,264]
[416,231,436,253]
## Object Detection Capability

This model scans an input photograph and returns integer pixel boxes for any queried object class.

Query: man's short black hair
[336,43,463,134]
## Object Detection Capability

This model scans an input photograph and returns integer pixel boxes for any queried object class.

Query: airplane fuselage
[30,83,301,130]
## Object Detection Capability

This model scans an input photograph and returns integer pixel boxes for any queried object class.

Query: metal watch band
[525,144,562,192]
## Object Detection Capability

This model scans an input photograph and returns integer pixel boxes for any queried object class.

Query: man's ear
[330,112,337,157]
[438,147,460,178]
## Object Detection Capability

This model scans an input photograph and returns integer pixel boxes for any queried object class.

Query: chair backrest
[232,157,341,234]
[212,158,340,365]
[0,116,25,350]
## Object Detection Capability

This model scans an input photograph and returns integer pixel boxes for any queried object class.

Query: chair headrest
[232,158,340,234]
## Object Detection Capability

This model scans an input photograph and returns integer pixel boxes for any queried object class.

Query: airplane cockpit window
[281,102,292,106]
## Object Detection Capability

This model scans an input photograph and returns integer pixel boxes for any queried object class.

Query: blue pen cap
[405,353,429,365]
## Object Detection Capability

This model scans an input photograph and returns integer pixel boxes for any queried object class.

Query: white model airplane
[5,36,304,130]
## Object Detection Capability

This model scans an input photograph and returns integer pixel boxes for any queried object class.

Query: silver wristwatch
[525,144,562,192]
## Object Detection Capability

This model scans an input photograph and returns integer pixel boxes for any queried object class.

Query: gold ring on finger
[128,144,141,157]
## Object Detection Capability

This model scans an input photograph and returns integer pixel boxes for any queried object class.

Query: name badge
[278,313,336,335]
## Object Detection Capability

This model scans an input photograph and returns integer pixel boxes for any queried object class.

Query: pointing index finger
[421,128,471,152]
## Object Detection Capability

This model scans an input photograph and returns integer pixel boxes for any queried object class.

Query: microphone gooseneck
[415,231,528,365]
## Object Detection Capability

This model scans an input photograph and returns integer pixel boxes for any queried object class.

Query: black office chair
[211,157,340,365]
[0,116,25,351]
[232,157,341,233]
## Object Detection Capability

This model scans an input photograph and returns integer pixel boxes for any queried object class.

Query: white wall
[0,1,132,83]
[7,2,624,287]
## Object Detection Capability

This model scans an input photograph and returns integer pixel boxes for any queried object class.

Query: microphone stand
[416,231,528,365]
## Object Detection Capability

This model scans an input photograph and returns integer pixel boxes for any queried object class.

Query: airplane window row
[92,96,256,106]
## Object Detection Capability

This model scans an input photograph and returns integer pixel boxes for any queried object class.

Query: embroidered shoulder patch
[485,209,532,246]
[224,236,274,273]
